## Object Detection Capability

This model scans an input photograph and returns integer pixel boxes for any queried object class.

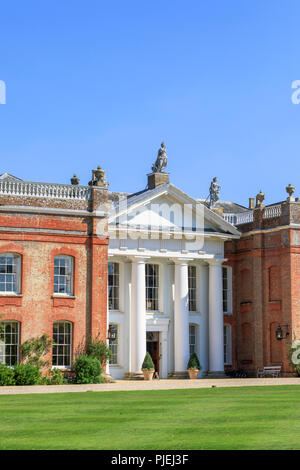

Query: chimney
[249,198,255,209]
[147,172,169,190]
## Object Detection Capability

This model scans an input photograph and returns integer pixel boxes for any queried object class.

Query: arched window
[0,321,20,366]
[224,324,232,365]
[108,262,120,310]
[52,321,72,367]
[54,255,74,295]
[0,253,21,294]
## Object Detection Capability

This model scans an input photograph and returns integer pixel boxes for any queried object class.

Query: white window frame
[145,264,159,312]
[53,255,74,296]
[109,323,119,366]
[188,265,197,312]
[222,266,232,314]
[0,253,21,294]
[52,321,72,368]
[0,321,20,366]
[108,262,120,311]
[189,324,197,357]
[224,324,232,365]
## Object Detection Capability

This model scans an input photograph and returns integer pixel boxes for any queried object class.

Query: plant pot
[142,370,154,381]
[188,369,200,379]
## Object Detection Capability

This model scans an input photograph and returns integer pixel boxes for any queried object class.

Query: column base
[101,372,114,383]
[205,371,227,379]
[123,372,144,380]
[168,371,189,379]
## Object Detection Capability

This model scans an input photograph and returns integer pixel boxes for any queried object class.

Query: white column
[199,263,209,375]
[208,259,224,374]
[173,259,190,375]
[131,257,147,375]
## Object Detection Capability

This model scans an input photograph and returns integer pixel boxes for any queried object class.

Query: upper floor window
[0,253,21,294]
[54,256,74,295]
[224,324,232,365]
[108,262,119,310]
[146,264,159,311]
[52,321,72,367]
[222,266,232,314]
[0,321,20,366]
[109,324,118,365]
[188,266,197,312]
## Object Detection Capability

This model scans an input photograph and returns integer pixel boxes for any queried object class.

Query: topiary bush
[0,364,16,386]
[187,352,201,370]
[142,352,154,370]
[14,364,42,385]
[73,354,103,384]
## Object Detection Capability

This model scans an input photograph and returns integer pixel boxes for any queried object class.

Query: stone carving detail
[152,142,168,173]
[89,166,108,187]
[286,183,295,198]
[209,177,221,207]
[71,174,80,185]
[256,189,265,207]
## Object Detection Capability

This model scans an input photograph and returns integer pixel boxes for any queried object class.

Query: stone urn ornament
[187,352,201,379]
[141,352,155,380]
[286,183,295,200]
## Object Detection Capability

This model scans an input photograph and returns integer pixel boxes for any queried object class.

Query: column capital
[207,257,227,266]
[169,257,194,265]
[128,255,151,264]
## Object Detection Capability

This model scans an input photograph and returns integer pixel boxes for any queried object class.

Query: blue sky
[0,0,299,205]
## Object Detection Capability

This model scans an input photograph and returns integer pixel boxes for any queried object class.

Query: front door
[146,332,159,373]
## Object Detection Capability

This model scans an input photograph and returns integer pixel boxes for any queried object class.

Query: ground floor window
[224,324,232,365]
[109,324,118,365]
[52,321,72,367]
[189,324,197,356]
[0,321,20,366]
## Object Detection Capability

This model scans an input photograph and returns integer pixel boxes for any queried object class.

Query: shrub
[73,354,103,384]
[43,368,64,385]
[14,364,42,385]
[142,352,154,370]
[0,364,16,386]
[86,334,112,365]
[187,353,201,370]
[288,338,300,376]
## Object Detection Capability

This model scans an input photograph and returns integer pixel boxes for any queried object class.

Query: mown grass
[0,385,300,449]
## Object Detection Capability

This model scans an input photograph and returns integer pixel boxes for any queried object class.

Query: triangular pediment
[109,184,240,237]
[0,173,22,181]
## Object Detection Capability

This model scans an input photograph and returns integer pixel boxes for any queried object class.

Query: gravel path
[0,377,300,395]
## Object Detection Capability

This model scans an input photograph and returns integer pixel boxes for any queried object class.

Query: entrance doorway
[146,332,159,373]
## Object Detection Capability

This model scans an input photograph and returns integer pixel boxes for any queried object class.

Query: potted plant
[187,352,201,379]
[142,352,155,380]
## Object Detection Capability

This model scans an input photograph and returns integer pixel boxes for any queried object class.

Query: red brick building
[223,189,300,376]
[0,170,109,368]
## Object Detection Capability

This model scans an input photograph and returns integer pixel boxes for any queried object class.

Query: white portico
[107,177,239,379]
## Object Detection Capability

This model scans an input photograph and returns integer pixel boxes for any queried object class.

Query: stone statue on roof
[209,177,221,207]
[152,142,168,173]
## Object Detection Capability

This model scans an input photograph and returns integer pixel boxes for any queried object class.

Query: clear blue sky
[0,0,299,206]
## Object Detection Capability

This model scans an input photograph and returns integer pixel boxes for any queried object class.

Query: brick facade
[0,176,109,368]
[225,200,300,376]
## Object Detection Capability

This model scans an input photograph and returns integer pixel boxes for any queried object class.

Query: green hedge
[73,354,103,384]
[0,364,16,386]
[14,364,42,385]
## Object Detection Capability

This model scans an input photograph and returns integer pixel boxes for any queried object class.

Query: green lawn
[0,385,300,450]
